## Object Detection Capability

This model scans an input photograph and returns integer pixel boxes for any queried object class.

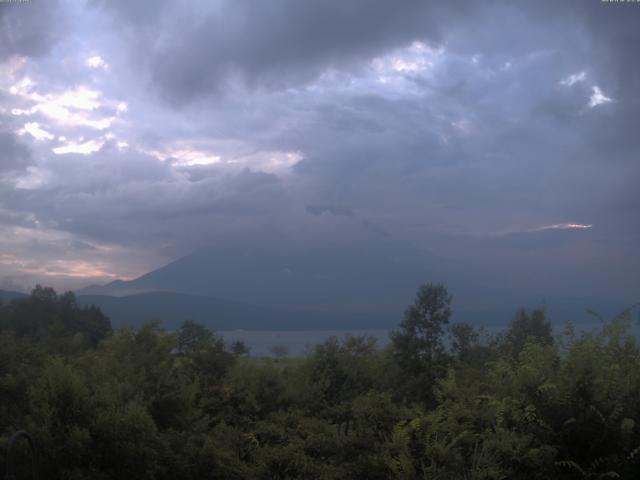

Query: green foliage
[1,285,639,479]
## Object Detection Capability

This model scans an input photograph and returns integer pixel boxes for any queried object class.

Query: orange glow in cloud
[534,223,593,231]
[0,254,123,280]
[485,222,593,237]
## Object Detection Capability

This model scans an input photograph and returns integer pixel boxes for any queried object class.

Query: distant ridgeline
[0,289,26,304]
[74,238,636,331]
[1,283,636,333]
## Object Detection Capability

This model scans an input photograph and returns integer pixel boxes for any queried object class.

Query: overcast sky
[0,0,638,299]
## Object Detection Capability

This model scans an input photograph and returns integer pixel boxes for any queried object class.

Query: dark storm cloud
[90,0,170,25]
[0,132,31,172]
[306,205,354,217]
[95,0,478,103]
[568,1,640,93]
[0,0,64,60]
[4,145,290,250]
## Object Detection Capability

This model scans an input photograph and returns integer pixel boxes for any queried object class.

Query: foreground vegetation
[1,285,639,479]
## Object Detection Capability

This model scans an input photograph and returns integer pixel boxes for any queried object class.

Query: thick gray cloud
[96,0,477,103]
[0,0,64,61]
[0,132,31,172]
[306,205,354,217]
[0,0,638,303]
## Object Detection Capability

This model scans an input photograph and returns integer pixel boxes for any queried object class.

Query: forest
[1,284,639,479]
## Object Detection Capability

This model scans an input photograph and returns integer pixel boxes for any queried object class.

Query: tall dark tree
[449,322,480,363]
[177,319,214,354]
[390,283,452,405]
[75,304,112,345]
[503,308,552,357]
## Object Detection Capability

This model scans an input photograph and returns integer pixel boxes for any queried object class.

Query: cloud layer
[0,0,638,300]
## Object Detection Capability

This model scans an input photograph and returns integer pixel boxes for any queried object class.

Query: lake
[219,329,391,356]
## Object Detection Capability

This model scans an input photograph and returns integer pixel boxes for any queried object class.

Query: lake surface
[221,317,640,357]
[219,329,391,356]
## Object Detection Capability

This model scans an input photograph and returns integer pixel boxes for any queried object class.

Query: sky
[0,0,638,300]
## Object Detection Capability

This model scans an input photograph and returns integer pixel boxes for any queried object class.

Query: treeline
[1,284,639,479]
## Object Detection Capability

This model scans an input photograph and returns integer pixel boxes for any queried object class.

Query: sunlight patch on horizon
[0,225,142,284]
[485,223,594,237]
[534,223,593,231]
[0,254,121,279]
